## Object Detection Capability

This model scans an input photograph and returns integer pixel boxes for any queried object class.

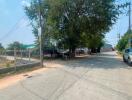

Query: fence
[0,49,40,74]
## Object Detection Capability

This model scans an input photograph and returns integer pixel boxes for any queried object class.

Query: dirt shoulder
[0,60,63,90]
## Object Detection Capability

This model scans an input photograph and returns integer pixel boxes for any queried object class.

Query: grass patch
[0,59,15,68]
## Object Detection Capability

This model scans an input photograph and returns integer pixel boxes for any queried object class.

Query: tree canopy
[7,41,26,50]
[25,0,119,55]
[116,30,132,52]
[0,43,4,50]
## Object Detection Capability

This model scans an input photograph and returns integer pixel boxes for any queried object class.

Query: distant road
[0,51,132,100]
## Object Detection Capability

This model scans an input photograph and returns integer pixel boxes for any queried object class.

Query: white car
[123,48,132,65]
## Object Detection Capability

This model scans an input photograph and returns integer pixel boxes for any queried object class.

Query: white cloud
[21,0,30,7]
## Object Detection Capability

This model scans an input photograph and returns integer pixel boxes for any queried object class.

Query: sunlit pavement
[0,51,132,100]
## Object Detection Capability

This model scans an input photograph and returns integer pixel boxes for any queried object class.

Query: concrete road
[0,52,132,100]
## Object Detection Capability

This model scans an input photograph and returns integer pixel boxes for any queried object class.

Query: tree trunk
[69,47,76,58]
[91,48,97,53]
[97,47,101,53]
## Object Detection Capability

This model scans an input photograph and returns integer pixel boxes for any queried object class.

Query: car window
[129,49,132,52]
[125,49,129,53]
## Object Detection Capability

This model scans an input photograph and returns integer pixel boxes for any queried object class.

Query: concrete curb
[0,62,40,75]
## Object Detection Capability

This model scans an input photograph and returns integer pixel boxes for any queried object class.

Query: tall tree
[48,0,119,54]
[25,0,49,48]
[25,0,119,57]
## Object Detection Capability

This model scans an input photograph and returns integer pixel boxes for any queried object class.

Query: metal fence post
[28,49,31,61]
[21,50,23,60]
[14,48,17,71]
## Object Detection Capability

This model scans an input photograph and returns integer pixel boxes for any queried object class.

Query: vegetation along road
[0,51,132,100]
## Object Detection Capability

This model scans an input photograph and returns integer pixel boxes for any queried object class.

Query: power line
[0,16,26,42]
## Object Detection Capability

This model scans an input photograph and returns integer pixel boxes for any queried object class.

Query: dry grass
[0,59,15,68]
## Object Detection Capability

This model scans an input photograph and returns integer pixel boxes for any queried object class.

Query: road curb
[0,62,40,75]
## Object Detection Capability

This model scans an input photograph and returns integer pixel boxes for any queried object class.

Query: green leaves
[7,42,26,50]
[48,0,118,49]
[116,30,132,51]
[0,43,4,50]
[25,0,119,52]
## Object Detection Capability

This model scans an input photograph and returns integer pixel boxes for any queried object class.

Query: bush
[6,63,10,68]
[116,30,132,52]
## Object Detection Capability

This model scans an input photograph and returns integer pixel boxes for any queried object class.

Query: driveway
[0,51,132,100]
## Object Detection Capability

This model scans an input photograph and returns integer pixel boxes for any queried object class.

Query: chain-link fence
[0,49,40,74]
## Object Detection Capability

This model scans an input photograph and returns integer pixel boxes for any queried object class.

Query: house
[101,43,113,52]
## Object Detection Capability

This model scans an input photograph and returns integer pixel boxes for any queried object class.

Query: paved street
[0,52,132,100]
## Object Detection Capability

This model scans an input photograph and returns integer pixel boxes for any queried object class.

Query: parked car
[123,48,132,65]
[57,49,70,59]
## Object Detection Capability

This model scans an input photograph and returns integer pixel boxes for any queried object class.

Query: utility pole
[128,2,131,31]
[116,2,131,47]
[14,48,17,71]
[38,0,43,67]
[28,49,31,61]
[119,2,131,31]
[117,33,121,42]
[20,50,23,60]
[128,2,131,48]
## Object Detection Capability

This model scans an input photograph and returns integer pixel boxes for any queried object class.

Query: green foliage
[25,0,50,49]
[47,0,118,51]
[0,43,4,49]
[7,41,26,50]
[6,63,10,68]
[116,30,132,52]
[25,0,119,54]
[0,43,4,53]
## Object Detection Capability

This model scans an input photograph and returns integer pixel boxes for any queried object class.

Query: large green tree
[48,0,118,53]
[25,0,49,48]
[25,0,119,56]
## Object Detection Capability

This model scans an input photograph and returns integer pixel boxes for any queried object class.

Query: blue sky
[106,0,131,46]
[0,0,34,47]
[0,0,131,47]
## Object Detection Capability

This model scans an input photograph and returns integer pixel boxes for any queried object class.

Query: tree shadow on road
[58,54,131,70]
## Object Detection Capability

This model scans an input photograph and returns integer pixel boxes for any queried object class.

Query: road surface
[0,52,132,100]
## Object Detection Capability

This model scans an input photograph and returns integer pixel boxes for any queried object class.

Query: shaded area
[58,52,129,69]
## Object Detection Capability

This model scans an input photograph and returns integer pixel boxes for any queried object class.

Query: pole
[4,50,7,59]
[117,33,121,42]
[20,50,23,60]
[128,2,131,48]
[28,49,31,61]
[38,0,43,67]
[129,2,131,31]
[14,48,17,71]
